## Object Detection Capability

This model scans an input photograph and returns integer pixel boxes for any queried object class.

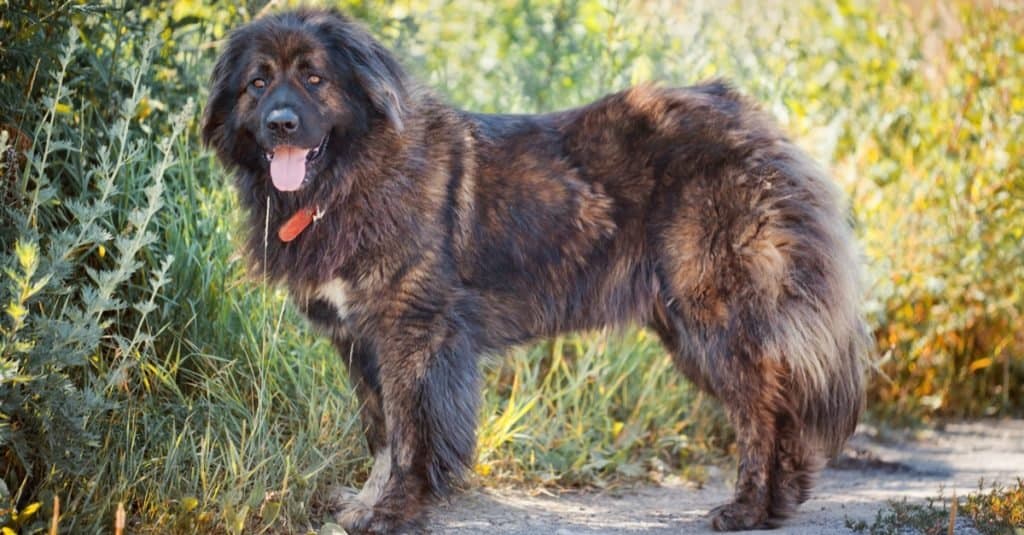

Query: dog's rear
[466,81,868,529]
[622,83,868,529]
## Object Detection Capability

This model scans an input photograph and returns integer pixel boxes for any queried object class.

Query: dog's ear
[317,11,408,132]
[351,40,408,132]
[202,33,244,154]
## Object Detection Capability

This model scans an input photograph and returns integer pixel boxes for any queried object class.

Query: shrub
[2,4,363,532]
[0,23,187,531]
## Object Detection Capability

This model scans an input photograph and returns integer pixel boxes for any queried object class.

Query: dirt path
[425,421,1024,534]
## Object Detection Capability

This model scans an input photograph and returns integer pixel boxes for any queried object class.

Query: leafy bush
[813,2,1024,420]
[1,3,345,533]
[0,19,187,532]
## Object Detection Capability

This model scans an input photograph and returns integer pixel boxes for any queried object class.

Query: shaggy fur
[203,9,869,533]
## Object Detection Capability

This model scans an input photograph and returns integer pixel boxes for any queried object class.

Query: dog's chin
[263,134,329,192]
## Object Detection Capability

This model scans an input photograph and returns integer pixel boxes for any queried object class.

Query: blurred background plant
[0,0,1020,532]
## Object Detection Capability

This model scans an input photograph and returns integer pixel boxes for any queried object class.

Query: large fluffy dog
[203,9,868,533]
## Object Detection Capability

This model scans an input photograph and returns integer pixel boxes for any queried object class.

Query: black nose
[266,108,299,134]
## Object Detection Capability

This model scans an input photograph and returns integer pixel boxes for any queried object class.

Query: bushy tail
[805,323,870,456]
[767,144,871,457]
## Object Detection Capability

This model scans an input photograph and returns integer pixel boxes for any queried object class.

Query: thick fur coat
[202,9,869,533]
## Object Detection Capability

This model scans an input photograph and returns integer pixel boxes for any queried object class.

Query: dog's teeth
[265,152,273,162]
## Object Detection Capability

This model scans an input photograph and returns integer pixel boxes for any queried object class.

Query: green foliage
[0,0,1021,533]
[816,2,1024,421]
[0,3,351,533]
[474,330,726,486]
[846,496,953,535]
[0,17,191,532]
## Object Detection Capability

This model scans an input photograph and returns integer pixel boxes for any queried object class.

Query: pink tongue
[269,146,310,191]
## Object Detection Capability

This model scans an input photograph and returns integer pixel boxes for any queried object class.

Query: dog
[202,8,868,533]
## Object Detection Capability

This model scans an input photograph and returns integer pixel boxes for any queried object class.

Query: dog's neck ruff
[278,205,324,242]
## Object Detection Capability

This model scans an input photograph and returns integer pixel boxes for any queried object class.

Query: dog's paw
[335,501,372,533]
[708,501,772,531]
[322,484,359,511]
[335,501,419,535]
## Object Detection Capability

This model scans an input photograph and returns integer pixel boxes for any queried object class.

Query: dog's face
[202,9,406,192]
[241,36,335,192]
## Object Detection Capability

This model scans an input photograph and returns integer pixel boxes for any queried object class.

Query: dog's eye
[251,78,266,89]
[307,75,322,85]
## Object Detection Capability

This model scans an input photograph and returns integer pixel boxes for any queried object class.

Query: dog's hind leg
[706,355,788,530]
[651,302,788,530]
[769,408,823,519]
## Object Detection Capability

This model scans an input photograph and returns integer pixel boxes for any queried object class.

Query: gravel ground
[420,420,1024,534]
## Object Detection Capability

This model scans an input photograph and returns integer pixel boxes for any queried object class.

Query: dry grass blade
[948,489,957,535]
[49,496,59,535]
[114,503,125,535]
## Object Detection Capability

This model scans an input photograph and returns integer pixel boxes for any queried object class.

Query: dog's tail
[793,318,870,457]
[766,145,871,457]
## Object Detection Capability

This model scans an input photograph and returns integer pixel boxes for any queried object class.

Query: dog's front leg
[337,308,481,534]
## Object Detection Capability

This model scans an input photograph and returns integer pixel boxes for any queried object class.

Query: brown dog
[202,8,868,533]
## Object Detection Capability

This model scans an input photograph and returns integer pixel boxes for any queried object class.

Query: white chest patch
[314,279,351,321]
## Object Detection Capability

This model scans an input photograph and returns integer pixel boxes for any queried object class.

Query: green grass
[1,0,1022,533]
[846,496,955,535]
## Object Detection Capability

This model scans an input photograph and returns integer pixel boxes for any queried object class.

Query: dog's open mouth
[264,135,328,191]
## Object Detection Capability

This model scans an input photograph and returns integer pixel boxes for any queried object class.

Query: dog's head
[202,9,406,192]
